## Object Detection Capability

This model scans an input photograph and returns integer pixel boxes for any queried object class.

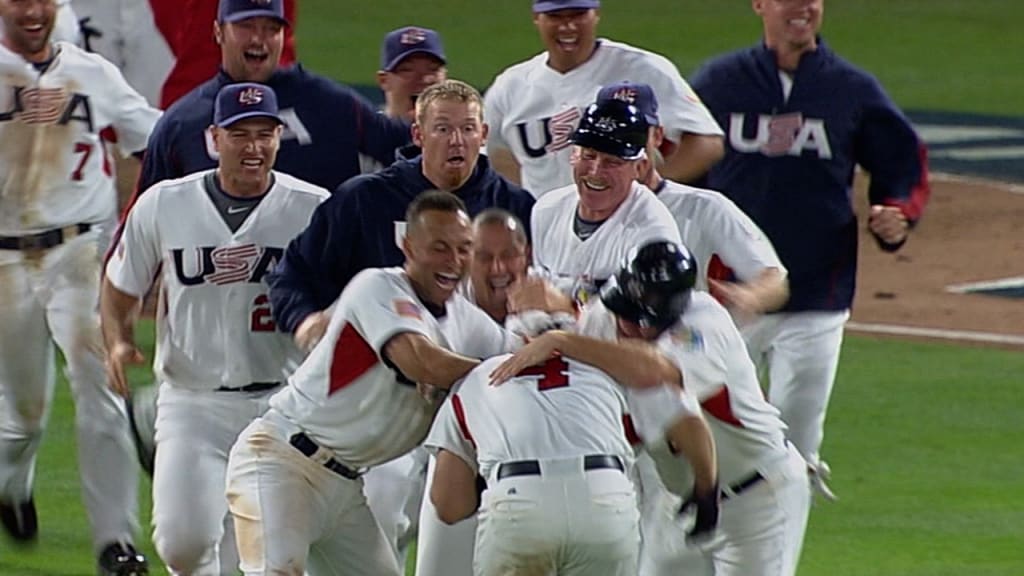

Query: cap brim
[217,111,285,128]
[384,49,447,72]
[533,1,600,13]
[222,10,290,26]
[571,129,645,160]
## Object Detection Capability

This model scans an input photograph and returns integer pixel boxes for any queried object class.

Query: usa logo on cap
[238,87,264,106]
[400,28,427,45]
[611,87,638,104]
[594,115,618,133]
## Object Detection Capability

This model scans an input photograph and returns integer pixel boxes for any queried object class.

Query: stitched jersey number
[250,294,276,332]
[70,142,113,181]
[519,357,570,391]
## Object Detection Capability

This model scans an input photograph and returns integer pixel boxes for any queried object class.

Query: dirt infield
[850,173,1024,347]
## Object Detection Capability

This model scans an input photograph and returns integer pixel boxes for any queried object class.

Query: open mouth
[22,22,46,36]
[435,272,460,290]
[556,36,579,51]
[446,155,466,167]
[582,179,610,192]
[489,275,512,291]
[244,49,269,64]
[787,18,812,29]
[241,158,264,169]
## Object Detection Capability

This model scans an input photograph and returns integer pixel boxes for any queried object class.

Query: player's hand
[679,483,720,545]
[295,310,329,353]
[708,279,761,317]
[507,277,575,315]
[868,205,908,245]
[106,341,145,398]
[489,332,561,386]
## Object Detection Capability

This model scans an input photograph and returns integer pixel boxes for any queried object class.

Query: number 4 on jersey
[519,357,569,391]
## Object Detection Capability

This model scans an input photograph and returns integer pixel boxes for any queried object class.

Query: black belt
[496,454,624,481]
[721,471,766,501]
[289,432,361,480]
[216,382,281,393]
[0,223,92,251]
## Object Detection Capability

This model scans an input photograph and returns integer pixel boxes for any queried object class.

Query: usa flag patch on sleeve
[393,299,422,319]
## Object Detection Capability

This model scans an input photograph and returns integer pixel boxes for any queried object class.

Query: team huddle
[0,0,930,575]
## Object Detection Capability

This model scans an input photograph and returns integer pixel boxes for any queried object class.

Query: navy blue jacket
[691,39,929,312]
[268,155,536,332]
[139,65,410,193]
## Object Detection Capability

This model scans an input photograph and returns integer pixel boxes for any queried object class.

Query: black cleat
[0,497,38,542]
[97,542,149,576]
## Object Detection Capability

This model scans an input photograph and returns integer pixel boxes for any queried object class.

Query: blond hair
[415,79,484,126]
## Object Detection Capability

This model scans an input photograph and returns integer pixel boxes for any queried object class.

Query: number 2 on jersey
[250,294,276,332]
[519,357,570,391]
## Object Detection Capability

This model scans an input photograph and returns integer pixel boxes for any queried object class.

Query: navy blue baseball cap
[214,83,284,127]
[218,0,289,25]
[533,0,600,13]
[596,81,659,126]
[380,26,446,72]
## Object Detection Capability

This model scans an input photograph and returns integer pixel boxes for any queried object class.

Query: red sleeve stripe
[700,386,744,428]
[451,393,476,450]
[887,143,930,223]
[622,413,642,446]
[328,323,378,395]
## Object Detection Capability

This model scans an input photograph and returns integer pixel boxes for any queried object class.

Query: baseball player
[70,0,173,107]
[496,241,811,576]
[224,191,521,575]
[412,209,532,576]
[102,83,328,576]
[598,81,789,317]
[483,0,723,196]
[690,0,930,498]
[530,97,681,302]
[0,0,160,573]
[427,353,641,576]
[359,26,448,174]
[153,0,298,109]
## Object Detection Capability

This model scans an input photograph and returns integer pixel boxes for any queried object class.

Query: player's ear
[411,122,424,148]
[213,20,223,45]
[376,70,389,91]
[209,125,222,153]
[481,122,489,143]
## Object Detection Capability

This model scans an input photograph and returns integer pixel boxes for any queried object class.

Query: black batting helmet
[570,99,650,160]
[600,241,698,331]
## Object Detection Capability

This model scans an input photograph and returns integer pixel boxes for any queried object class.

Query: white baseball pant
[475,455,640,576]
[362,446,428,566]
[225,409,401,576]
[639,442,810,576]
[414,453,476,576]
[151,382,277,575]
[0,230,139,552]
[741,310,850,468]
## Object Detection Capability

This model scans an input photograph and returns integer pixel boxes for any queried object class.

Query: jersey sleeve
[105,188,162,297]
[101,59,162,156]
[344,271,433,354]
[699,193,786,281]
[483,74,510,152]
[639,54,723,143]
[452,300,523,359]
[635,193,683,246]
[424,392,479,473]
[657,321,729,403]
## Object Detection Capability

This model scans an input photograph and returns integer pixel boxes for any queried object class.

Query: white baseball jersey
[532,181,682,300]
[426,355,634,480]
[269,267,519,469]
[484,38,722,196]
[0,41,160,234]
[579,294,789,487]
[106,170,328,391]
[657,180,785,291]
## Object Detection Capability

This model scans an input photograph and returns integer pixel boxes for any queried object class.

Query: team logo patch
[610,87,638,104]
[400,28,427,45]
[669,326,704,351]
[15,87,70,125]
[393,299,422,319]
[593,115,619,133]
[238,87,264,106]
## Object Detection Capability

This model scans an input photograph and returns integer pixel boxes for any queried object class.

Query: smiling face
[572,146,641,221]
[533,8,599,72]
[0,0,56,62]
[402,208,474,307]
[211,116,282,196]
[413,98,487,191]
[754,0,822,63]
[215,16,285,82]
[378,53,447,120]
[470,219,529,319]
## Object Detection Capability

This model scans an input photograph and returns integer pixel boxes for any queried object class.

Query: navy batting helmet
[600,241,698,331]
[570,99,650,160]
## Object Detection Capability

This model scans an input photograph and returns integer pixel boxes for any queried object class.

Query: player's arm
[431,449,480,524]
[99,278,146,397]
[382,332,481,390]
[711,266,788,315]
[660,133,724,184]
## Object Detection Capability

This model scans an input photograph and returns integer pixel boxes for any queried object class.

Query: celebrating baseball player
[428,352,641,576]
[102,83,328,575]
[484,0,723,196]
[690,0,930,499]
[598,80,789,317]
[0,0,160,573]
[225,191,522,575]
[496,241,811,576]
[531,96,681,302]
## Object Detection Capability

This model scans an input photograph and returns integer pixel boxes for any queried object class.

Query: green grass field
[4,1,1024,574]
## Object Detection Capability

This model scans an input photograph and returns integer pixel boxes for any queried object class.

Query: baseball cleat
[809,460,838,502]
[0,496,38,542]
[96,541,148,576]
[125,384,159,477]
